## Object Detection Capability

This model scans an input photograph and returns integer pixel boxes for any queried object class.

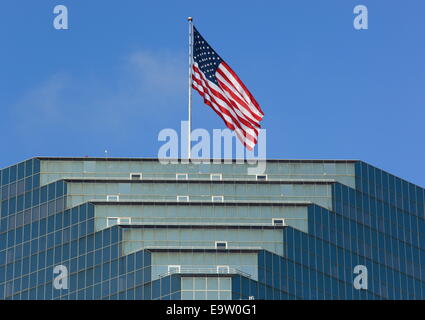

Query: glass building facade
[0,157,424,299]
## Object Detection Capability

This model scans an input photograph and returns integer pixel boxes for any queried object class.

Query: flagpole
[187,17,194,160]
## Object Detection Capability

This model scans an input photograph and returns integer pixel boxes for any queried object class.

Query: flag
[191,26,264,150]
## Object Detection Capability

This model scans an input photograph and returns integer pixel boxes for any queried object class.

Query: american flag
[191,26,264,150]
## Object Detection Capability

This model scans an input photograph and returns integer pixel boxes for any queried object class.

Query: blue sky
[0,0,424,186]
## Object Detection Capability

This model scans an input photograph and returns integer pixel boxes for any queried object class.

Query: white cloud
[11,49,187,138]
[13,73,70,128]
[128,50,186,96]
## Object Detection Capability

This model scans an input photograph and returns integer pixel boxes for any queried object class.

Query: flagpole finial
[188,17,193,21]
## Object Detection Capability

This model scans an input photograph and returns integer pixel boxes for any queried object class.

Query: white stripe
[192,79,257,147]
[192,67,258,138]
[193,81,257,149]
[215,72,262,126]
[192,78,258,145]
[235,128,255,150]
[194,72,259,135]
[193,64,259,135]
[218,64,263,119]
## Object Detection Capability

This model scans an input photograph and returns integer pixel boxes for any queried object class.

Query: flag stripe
[191,74,257,146]
[192,65,258,138]
[220,62,264,116]
[192,69,259,139]
[192,81,256,150]
[191,26,263,150]
[215,71,263,124]
[192,67,257,148]
[192,71,258,146]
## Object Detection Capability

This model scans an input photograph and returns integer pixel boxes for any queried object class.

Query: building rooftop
[35,156,359,163]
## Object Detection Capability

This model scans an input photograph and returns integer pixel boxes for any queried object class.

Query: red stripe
[192,74,258,146]
[221,62,264,116]
[192,75,257,146]
[192,66,258,141]
[192,66,259,137]
[216,69,263,124]
[235,130,254,151]
[192,80,256,150]
[191,63,260,149]
[216,78,262,129]
[193,73,259,138]
[192,84,232,129]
